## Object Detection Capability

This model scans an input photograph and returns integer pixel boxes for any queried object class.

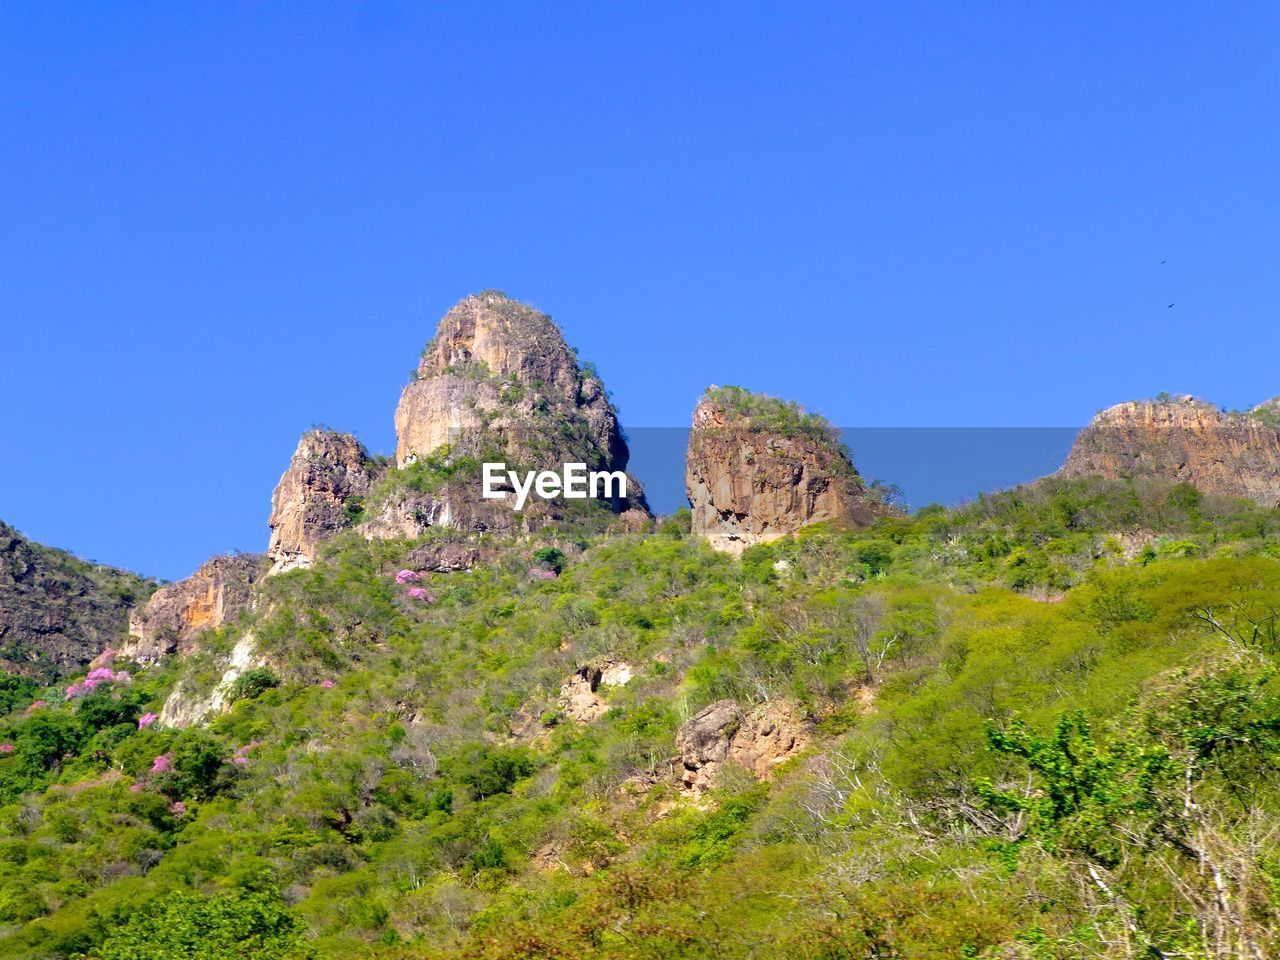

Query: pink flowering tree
[138,712,159,730]
[395,569,421,584]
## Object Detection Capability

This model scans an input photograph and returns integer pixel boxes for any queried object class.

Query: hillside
[3,296,1280,959]
[2,474,1280,958]
[0,522,157,681]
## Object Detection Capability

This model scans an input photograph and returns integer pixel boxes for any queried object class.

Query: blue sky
[2,3,1278,579]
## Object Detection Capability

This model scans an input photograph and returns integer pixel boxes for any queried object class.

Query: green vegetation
[2,476,1280,957]
[703,385,846,453]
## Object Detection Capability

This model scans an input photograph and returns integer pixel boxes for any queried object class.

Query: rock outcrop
[395,291,628,472]
[372,292,647,536]
[557,657,633,723]
[675,699,813,792]
[685,386,890,555]
[121,554,261,664]
[0,520,156,679]
[1057,396,1280,507]
[267,430,377,575]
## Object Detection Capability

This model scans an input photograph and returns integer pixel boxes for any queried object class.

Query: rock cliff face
[395,291,627,471]
[0,521,156,679]
[120,554,261,664]
[1057,396,1280,507]
[675,699,813,792]
[267,430,377,575]
[685,386,889,555]
[374,292,647,535]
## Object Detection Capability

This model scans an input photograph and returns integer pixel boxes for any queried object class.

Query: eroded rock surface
[267,430,376,574]
[685,387,890,555]
[395,291,628,472]
[121,554,261,664]
[558,657,633,723]
[1057,396,1280,507]
[675,699,812,792]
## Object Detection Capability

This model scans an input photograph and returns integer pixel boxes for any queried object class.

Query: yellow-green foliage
[1,477,1279,957]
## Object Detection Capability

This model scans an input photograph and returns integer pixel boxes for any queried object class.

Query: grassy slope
[1,478,1279,958]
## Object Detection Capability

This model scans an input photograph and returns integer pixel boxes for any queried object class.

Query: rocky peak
[267,430,376,575]
[121,553,261,664]
[685,386,890,555]
[1057,395,1280,507]
[394,291,627,473]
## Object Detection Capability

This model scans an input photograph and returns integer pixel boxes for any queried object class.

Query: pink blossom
[65,682,85,698]
[129,782,143,793]
[137,712,158,730]
[84,667,116,689]
[170,801,186,817]
[395,569,421,584]
[232,756,249,765]
[0,744,13,754]
[527,567,558,581]
[406,587,429,600]
[27,700,47,712]
[151,754,173,773]
[113,670,132,684]
[319,679,335,688]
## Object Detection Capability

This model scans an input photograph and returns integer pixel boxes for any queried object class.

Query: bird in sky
[1167,303,1175,308]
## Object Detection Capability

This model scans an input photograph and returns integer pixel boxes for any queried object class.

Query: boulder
[675,698,812,792]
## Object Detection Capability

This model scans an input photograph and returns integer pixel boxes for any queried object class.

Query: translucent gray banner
[625,427,1081,515]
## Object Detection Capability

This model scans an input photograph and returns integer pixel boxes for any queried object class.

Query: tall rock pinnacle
[266,429,374,574]
[394,291,628,473]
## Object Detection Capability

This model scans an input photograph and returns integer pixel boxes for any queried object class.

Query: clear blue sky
[2,3,1278,580]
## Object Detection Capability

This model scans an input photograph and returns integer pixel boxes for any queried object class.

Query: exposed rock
[685,387,891,555]
[395,291,627,470]
[388,292,648,525]
[0,520,156,679]
[675,699,813,792]
[159,629,264,727]
[267,430,377,575]
[1057,396,1280,507]
[557,657,633,723]
[121,554,261,664]
[401,539,487,573]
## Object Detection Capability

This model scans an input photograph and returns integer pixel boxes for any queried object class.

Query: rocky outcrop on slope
[685,386,890,555]
[0,521,156,679]
[557,657,633,723]
[675,699,812,792]
[120,554,261,664]
[1057,396,1280,507]
[395,291,628,471]
[372,292,648,535]
[267,430,378,574]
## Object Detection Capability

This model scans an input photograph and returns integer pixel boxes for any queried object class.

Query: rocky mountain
[120,554,262,664]
[1057,395,1280,507]
[265,293,648,570]
[685,385,891,554]
[266,430,379,575]
[0,520,156,679]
